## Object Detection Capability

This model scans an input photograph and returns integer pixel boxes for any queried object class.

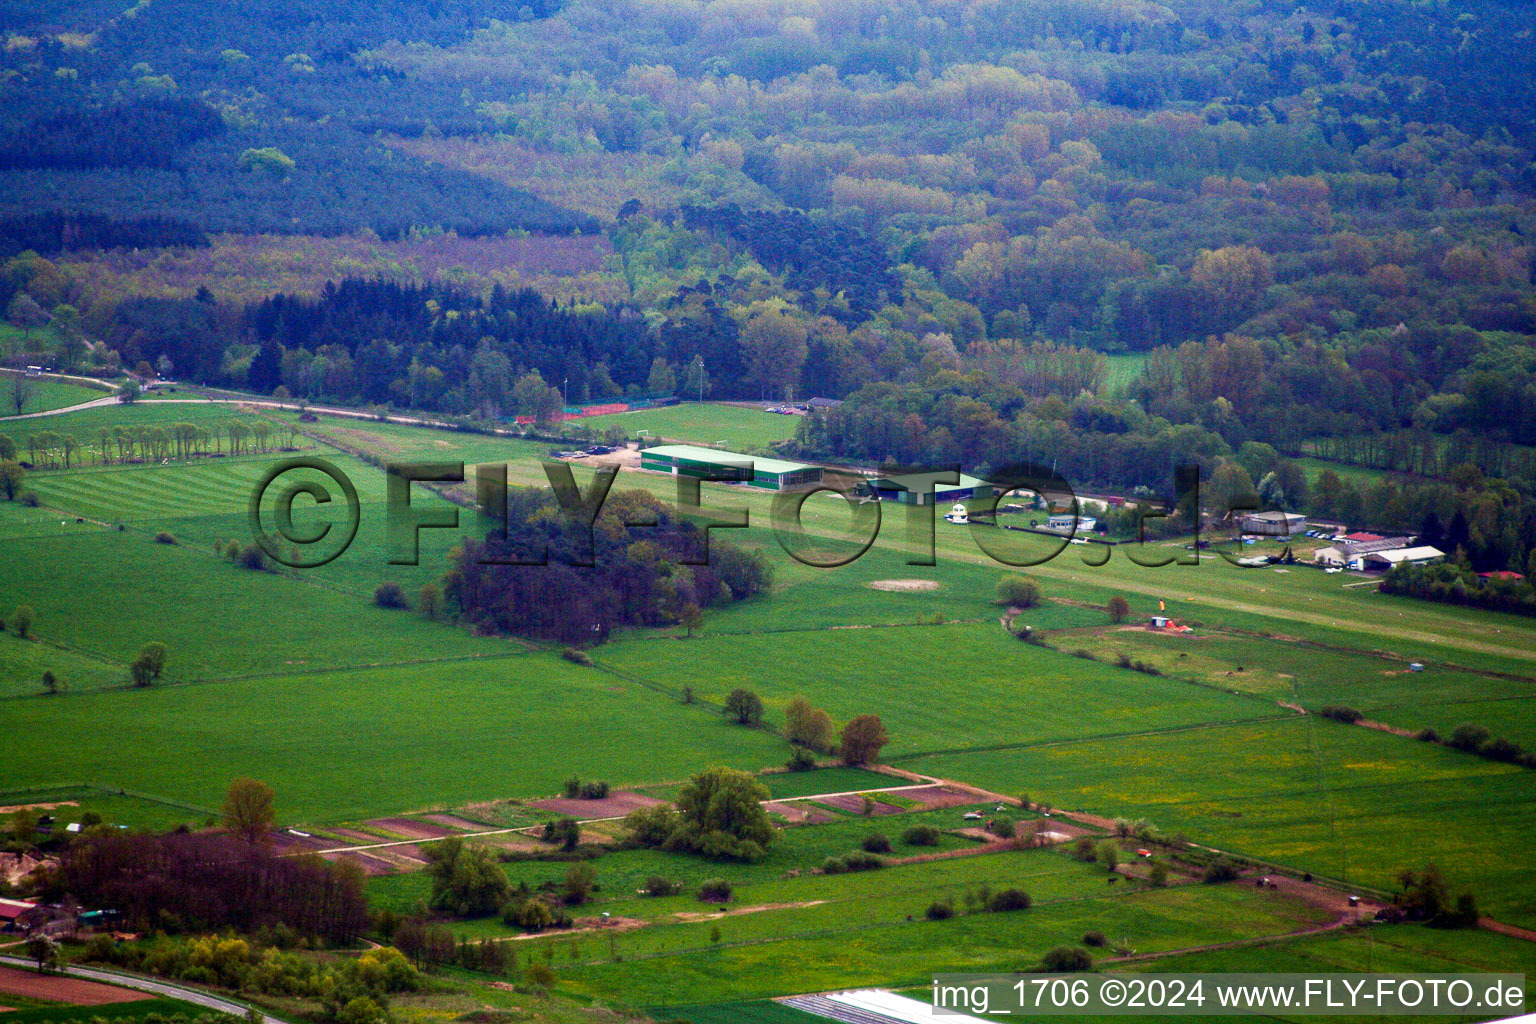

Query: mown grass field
[576,403,800,449]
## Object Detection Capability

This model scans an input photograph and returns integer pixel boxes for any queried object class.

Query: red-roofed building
[1478,571,1526,581]
[0,897,38,932]
[1344,532,1385,543]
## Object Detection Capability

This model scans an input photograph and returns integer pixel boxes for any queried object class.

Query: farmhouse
[869,471,995,506]
[1240,511,1306,536]
[639,444,823,491]
[1362,546,1446,571]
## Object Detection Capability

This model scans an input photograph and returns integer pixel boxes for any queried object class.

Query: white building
[1046,513,1097,533]
[1240,511,1306,536]
[1362,546,1446,571]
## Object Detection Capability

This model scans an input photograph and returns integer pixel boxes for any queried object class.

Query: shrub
[561,647,593,666]
[842,851,883,872]
[1416,727,1441,743]
[992,818,1016,839]
[238,543,268,571]
[862,832,892,854]
[986,888,1032,912]
[1041,946,1093,972]
[902,824,940,846]
[562,777,582,799]
[1449,723,1491,751]
[154,531,177,544]
[697,878,733,903]
[643,875,681,897]
[1148,861,1170,887]
[786,746,817,772]
[821,856,848,875]
[1478,737,1524,764]
[580,780,611,799]
[1319,705,1364,724]
[509,898,555,932]
[996,575,1042,608]
[1202,857,1241,883]
[1071,837,1097,862]
[925,900,955,921]
[19,491,39,507]
[1082,930,1107,947]
[373,582,407,609]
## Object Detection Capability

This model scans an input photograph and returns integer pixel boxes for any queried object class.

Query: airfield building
[639,444,823,491]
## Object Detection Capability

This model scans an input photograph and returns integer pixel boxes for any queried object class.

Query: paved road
[0,954,290,1024]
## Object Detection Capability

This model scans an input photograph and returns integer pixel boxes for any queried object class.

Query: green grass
[758,767,895,799]
[0,784,211,831]
[1096,924,1536,1024]
[368,802,993,921]
[651,1000,824,1024]
[0,998,216,1024]
[0,631,126,698]
[598,623,1280,758]
[537,854,1331,1007]
[906,717,1536,926]
[1102,353,1146,394]
[0,375,109,418]
[0,653,790,822]
[576,403,799,450]
[0,523,498,679]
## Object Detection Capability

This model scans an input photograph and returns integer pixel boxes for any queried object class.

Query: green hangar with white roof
[639,444,824,491]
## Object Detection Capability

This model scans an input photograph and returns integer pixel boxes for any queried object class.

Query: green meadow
[598,624,1281,758]
[575,402,799,449]
[0,654,788,822]
[4,397,1536,1002]
[906,718,1536,926]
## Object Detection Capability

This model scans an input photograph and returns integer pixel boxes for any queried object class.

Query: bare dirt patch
[900,784,988,810]
[869,579,940,592]
[764,800,837,824]
[422,813,494,832]
[529,791,669,820]
[367,818,457,840]
[0,801,77,815]
[673,901,825,923]
[322,851,400,876]
[814,793,903,815]
[0,966,153,1006]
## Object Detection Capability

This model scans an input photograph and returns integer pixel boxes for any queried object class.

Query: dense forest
[2,0,1535,573]
[445,487,772,643]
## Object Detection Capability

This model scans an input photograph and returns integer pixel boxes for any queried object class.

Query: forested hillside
[2,0,1535,572]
